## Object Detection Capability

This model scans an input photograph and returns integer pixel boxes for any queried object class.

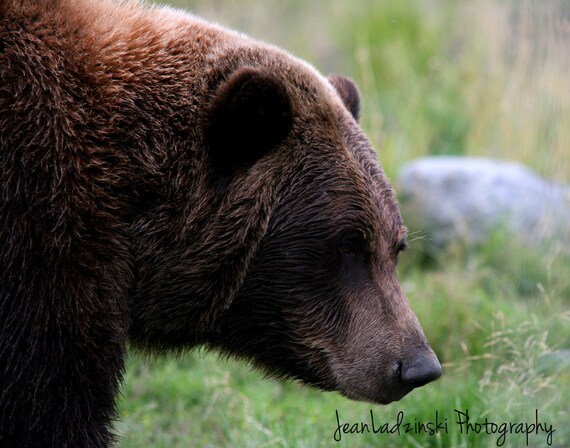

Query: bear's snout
[399,350,442,388]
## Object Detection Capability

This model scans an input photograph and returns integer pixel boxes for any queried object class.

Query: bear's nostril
[400,353,442,388]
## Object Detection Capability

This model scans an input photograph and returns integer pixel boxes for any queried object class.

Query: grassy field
[117,1,570,446]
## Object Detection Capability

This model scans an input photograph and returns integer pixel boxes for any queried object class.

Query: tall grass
[118,1,570,446]
[330,0,570,181]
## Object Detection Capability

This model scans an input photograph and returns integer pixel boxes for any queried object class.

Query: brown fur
[0,0,440,446]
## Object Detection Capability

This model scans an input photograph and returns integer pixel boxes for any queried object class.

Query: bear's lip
[338,382,414,405]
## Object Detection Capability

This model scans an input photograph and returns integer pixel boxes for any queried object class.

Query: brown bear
[0,0,441,446]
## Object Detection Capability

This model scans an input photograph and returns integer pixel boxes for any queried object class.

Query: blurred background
[118,1,570,446]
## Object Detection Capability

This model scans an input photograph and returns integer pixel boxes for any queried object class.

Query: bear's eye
[338,243,356,257]
[337,231,367,258]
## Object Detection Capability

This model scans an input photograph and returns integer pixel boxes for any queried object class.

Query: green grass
[117,0,570,446]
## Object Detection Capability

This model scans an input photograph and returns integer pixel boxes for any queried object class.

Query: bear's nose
[400,352,442,388]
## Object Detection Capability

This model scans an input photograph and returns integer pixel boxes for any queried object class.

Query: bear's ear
[207,67,293,175]
[328,74,361,121]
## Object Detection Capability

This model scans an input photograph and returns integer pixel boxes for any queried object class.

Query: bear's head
[202,61,441,404]
[128,31,441,404]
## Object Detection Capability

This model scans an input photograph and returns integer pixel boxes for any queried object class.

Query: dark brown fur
[0,0,440,446]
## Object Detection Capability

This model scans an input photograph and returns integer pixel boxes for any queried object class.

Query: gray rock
[397,157,570,251]
[536,350,570,375]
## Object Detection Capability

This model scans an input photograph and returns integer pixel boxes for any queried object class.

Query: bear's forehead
[351,149,406,247]
[286,130,405,249]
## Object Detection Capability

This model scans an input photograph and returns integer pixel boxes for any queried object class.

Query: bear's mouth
[329,356,441,405]
[335,374,415,405]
